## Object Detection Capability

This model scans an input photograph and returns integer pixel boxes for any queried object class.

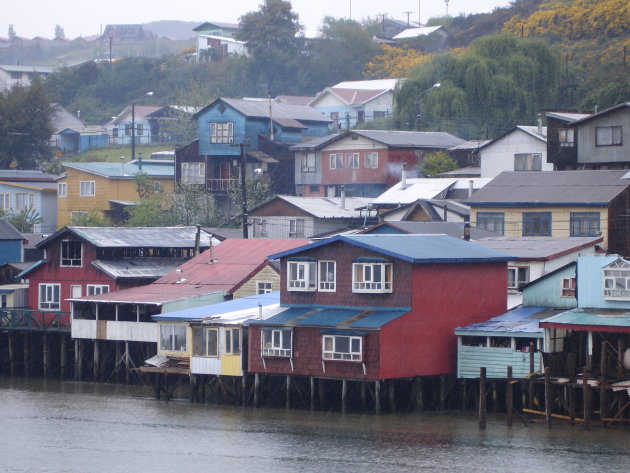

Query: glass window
[322,335,362,361]
[561,277,576,297]
[210,122,234,144]
[596,126,622,146]
[137,123,144,136]
[39,283,60,310]
[0,193,9,209]
[522,212,551,236]
[347,153,359,169]
[329,153,343,169]
[261,328,291,357]
[79,181,95,196]
[603,259,630,299]
[352,262,393,293]
[514,153,542,171]
[192,327,218,357]
[559,128,574,147]
[225,328,241,355]
[61,240,82,267]
[58,182,67,197]
[319,261,336,292]
[15,192,34,210]
[476,212,504,235]
[253,218,268,237]
[508,267,529,290]
[570,212,600,237]
[159,324,187,352]
[287,261,317,291]
[289,219,305,238]
[257,281,273,294]
[365,152,378,169]
[87,285,109,296]
[301,153,316,173]
[181,162,205,185]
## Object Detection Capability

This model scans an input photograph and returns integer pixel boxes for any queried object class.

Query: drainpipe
[537,113,543,136]
[340,185,346,209]
[194,224,201,256]
[469,179,474,198]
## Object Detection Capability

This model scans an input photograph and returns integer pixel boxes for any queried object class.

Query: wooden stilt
[93,340,100,380]
[544,367,552,428]
[375,380,381,415]
[440,375,447,410]
[60,334,67,378]
[74,340,79,379]
[285,375,291,409]
[528,342,535,410]
[361,381,367,409]
[190,374,196,403]
[479,367,487,430]
[242,375,247,406]
[115,342,122,382]
[569,382,576,425]
[310,376,315,411]
[125,342,130,383]
[600,342,607,421]
[506,366,513,427]
[23,332,29,377]
[389,380,396,412]
[8,332,14,376]
[318,378,325,408]
[43,333,49,378]
[341,379,347,414]
[254,373,260,407]
[582,366,591,429]
[414,377,424,412]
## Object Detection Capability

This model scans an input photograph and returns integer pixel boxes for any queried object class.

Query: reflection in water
[0,377,629,473]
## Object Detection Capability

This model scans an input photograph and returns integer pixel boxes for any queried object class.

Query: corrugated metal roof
[393,25,442,39]
[363,221,499,240]
[454,306,556,335]
[92,258,187,279]
[219,98,331,122]
[354,130,464,148]
[38,226,212,249]
[62,160,174,178]
[545,111,591,123]
[475,236,601,260]
[467,170,629,205]
[373,178,490,205]
[0,219,25,241]
[332,79,399,90]
[70,284,224,305]
[269,234,513,263]
[272,195,373,218]
[541,308,630,330]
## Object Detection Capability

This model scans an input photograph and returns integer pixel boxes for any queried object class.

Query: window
[225,328,241,355]
[365,152,378,169]
[0,193,9,210]
[257,281,273,294]
[210,122,234,143]
[514,153,542,171]
[353,262,393,293]
[79,181,95,196]
[71,285,82,298]
[301,153,316,173]
[330,112,339,122]
[39,283,60,310]
[87,285,109,296]
[289,219,305,238]
[347,153,359,169]
[561,278,576,297]
[373,111,386,120]
[153,181,163,193]
[357,111,365,123]
[61,240,82,267]
[181,162,205,185]
[112,127,118,138]
[136,123,144,136]
[261,328,291,357]
[323,335,362,361]
[570,212,600,237]
[287,261,317,291]
[125,124,132,136]
[329,153,343,169]
[559,128,574,147]
[596,126,622,146]
[15,192,34,210]
[318,261,336,292]
[159,324,187,352]
[476,212,504,235]
[10,71,22,80]
[508,267,529,291]
[603,259,630,299]
[522,212,551,236]
[193,327,218,357]
[253,218,268,237]
[58,182,67,197]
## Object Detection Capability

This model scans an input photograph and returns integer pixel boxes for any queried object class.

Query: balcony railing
[207,178,238,192]
[0,308,71,332]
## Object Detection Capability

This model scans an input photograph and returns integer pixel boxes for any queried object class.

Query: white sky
[4,0,510,39]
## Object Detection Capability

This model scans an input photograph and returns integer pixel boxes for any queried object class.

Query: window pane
[336,336,350,353]
[207,329,218,356]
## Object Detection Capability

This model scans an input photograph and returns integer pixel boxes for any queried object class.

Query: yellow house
[57,159,174,228]
[468,170,630,255]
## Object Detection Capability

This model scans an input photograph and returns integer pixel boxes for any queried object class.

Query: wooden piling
[285,375,291,409]
[253,373,260,407]
[342,379,347,414]
[528,342,535,410]
[310,376,315,411]
[582,366,591,429]
[360,380,366,409]
[8,332,14,376]
[241,375,247,406]
[115,342,122,382]
[506,366,513,427]
[599,342,607,421]
[544,367,552,428]
[375,380,381,415]
[440,375,446,410]
[479,367,487,430]
[93,340,100,380]
[60,334,67,378]
[23,332,29,377]
[43,333,49,378]
[414,377,424,411]
[389,380,396,412]
[125,342,130,383]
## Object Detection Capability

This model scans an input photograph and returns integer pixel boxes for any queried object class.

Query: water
[0,377,628,473]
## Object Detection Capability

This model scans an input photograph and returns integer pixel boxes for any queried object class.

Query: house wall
[546,116,578,168]
[522,264,577,308]
[294,150,323,189]
[161,291,226,313]
[379,262,507,377]
[457,342,542,378]
[577,107,630,166]
[576,254,627,309]
[0,183,55,232]
[480,131,550,178]
[0,240,22,265]
[232,265,280,299]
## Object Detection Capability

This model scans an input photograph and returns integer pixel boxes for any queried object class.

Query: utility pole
[130,91,153,161]
[239,142,249,238]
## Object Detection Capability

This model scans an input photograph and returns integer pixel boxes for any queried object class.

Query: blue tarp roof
[454,306,551,336]
[152,292,280,321]
[268,234,513,263]
[249,306,410,329]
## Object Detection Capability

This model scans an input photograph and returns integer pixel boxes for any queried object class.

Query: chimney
[258,302,263,319]
[138,152,143,171]
[537,113,543,136]
[176,269,183,283]
[468,179,474,198]
[463,220,471,241]
[194,224,201,256]
[401,163,407,190]
[443,204,448,221]
[340,185,346,209]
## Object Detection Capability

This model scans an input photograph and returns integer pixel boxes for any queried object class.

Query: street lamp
[415,83,440,130]
[131,91,153,161]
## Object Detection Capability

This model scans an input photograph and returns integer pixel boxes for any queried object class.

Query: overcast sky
[4,0,510,39]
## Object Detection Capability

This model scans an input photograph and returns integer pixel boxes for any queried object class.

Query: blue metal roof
[249,306,410,329]
[268,234,513,263]
[152,292,279,321]
[63,160,174,178]
[454,306,550,336]
[541,308,630,330]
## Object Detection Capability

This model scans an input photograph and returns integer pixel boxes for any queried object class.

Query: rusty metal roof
[92,258,188,279]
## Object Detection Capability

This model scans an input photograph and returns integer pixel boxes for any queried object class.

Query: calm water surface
[0,377,628,473]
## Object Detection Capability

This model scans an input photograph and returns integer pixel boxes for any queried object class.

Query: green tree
[0,81,53,169]
[8,24,15,39]
[55,25,65,39]
[421,151,459,177]
[70,210,111,226]
[5,207,43,233]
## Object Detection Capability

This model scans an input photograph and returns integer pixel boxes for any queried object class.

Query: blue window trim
[569,212,600,237]
[522,212,552,236]
[477,212,504,235]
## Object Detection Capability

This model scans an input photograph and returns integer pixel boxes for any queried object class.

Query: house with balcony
[468,170,630,256]
[291,129,465,197]
[246,234,511,410]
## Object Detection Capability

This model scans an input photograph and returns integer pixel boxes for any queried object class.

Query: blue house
[177,98,331,210]
[0,181,58,232]
[57,127,110,154]
[0,219,26,265]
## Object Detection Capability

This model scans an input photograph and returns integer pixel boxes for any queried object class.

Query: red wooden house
[19,226,213,316]
[248,234,511,385]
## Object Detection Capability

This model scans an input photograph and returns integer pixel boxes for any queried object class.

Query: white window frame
[253,218,268,237]
[192,327,219,357]
[39,283,60,310]
[58,182,67,197]
[322,334,362,361]
[365,152,378,169]
[0,193,9,210]
[561,277,576,298]
[514,153,542,171]
[287,261,317,291]
[288,218,305,238]
[87,285,109,296]
[329,153,343,169]
[347,153,359,169]
[603,259,630,299]
[301,153,316,173]
[159,324,187,352]
[261,328,292,357]
[15,192,35,210]
[70,285,82,299]
[181,162,205,185]
[257,281,273,294]
[508,266,529,291]
[596,126,622,146]
[318,261,336,292]
[70,211,88,223]
[559,128,574,147]
[79,181,95,197]
[225,327,241,355]
[352,262,393,293]
[210,122,234,144]
[60,240,82,267]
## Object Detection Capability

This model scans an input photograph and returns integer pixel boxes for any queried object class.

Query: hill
[143,20,200,40]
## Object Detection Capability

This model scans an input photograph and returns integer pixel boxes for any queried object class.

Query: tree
[55,25,65,39]
[0,81,54,169]
[70,211,111,226]
[422,151,458,177]
[8,24,15,39]
[365,45,428,79]
[5,207,43,233]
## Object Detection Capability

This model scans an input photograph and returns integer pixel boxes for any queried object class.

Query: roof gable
[194,98,331,124]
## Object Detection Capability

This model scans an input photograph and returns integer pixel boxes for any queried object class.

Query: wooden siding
[577,108,630,165]
[71,319,158,342]
[457,345,541,379]
[522,264,577,308]
[221,354,242,376]
[191,356,221,375]
[232,265,280,299]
